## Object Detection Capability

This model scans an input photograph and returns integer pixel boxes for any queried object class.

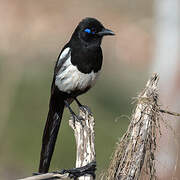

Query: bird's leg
[74,98,92,115]
[64,100,84,126]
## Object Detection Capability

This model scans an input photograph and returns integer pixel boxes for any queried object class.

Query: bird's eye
[84,28,91,34]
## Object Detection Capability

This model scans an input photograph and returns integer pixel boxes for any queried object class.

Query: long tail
[39,91,65,173]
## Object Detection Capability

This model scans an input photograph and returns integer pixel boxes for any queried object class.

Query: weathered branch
[69,108,96,180]
[159,109,180,117]
[17,172,70,180]
[107,73,160,180]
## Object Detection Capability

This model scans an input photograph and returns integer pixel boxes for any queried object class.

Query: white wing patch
[57,47,71,66]
[55,50,100,94]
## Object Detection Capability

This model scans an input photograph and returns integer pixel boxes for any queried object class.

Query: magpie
[38,17,114,173]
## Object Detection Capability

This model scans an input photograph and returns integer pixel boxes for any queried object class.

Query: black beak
[98,28,115,36]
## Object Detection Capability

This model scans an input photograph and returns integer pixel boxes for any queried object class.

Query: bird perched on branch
[39,17,114,173]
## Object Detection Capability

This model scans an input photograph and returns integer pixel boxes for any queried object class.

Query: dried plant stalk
[17,172,70,180]
[107,74,160,180]
[69,108,96,180]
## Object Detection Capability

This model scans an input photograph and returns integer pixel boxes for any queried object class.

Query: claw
[72,113,84,128]
[80,105,92,115]
[64,100,84,127]
[74,98,92,115]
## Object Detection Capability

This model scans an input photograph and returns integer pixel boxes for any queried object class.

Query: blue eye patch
[84,28,95,34]
[84,28,91,33]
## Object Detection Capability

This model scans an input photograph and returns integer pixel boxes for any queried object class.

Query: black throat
[69,33,103,74]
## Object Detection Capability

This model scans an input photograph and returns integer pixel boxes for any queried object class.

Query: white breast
[55,49,100,94]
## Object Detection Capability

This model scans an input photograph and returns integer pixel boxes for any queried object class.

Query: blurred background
[0,0,179,179]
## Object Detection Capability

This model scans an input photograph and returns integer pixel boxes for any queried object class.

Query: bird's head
[71,17,115,46]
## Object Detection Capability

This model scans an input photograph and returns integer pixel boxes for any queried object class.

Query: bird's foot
[79,105,92,115]
[74,98,92,115]
[71,112,84,128]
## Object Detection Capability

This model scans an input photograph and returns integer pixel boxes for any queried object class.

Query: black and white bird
[39,17,114,173]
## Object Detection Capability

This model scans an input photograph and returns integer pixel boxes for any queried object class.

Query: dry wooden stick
[159,109,180,117]
[17,172,69,180]
[107,73,160,180]
[69,107,96,180]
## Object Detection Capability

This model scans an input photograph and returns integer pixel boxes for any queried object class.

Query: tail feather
[39,92,65,173]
